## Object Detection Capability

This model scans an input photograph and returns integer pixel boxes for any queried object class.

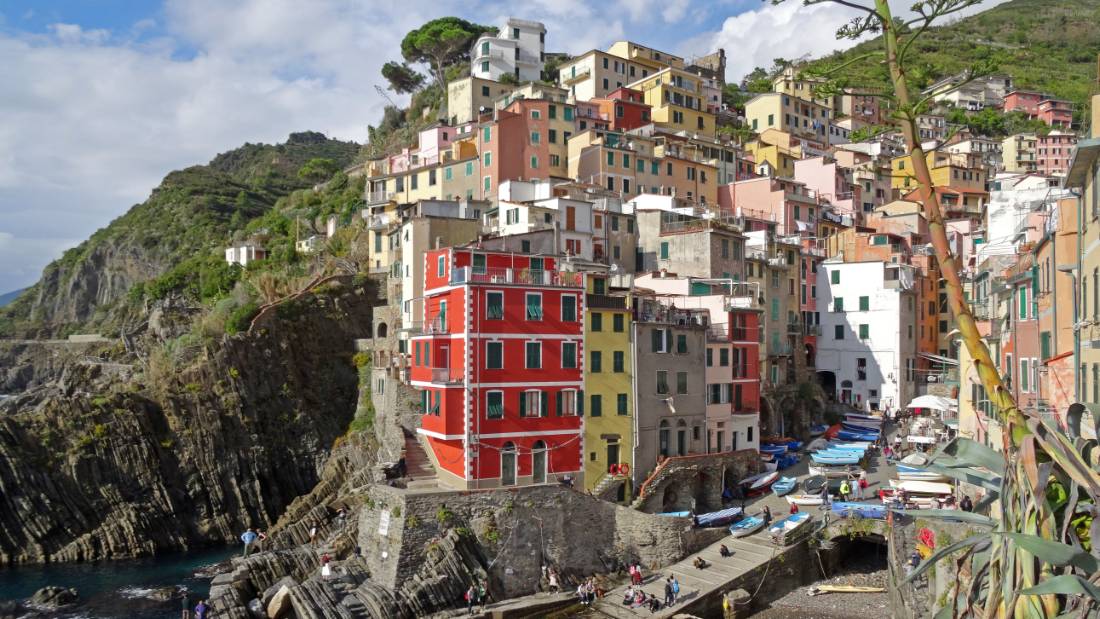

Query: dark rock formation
[27,586,79,608]
[0,280,377,565]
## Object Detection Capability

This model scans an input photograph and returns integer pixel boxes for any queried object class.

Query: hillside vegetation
[804,0,1100,121]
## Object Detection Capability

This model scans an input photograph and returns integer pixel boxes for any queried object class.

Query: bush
[226,301,259,334]
[352,352,371,368]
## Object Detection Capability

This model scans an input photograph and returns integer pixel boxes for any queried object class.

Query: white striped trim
[410,333,582,341]
[418,427,583,441]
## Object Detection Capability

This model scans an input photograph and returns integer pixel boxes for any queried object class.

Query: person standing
[670,576,680,603]
[789,502,800,514]
[240,528,258,558]
[960,495,974,512]
[465,585,476,614]
[663,577,674,607]
[309,524,318,547]
[194,600,208,619]
[839,479,851,502]
[762,505,772,525]
[548,568,560,593]
[180,591,192,619]
[851,477,862,501]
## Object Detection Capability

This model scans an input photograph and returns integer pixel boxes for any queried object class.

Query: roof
[1064,138,1100,187]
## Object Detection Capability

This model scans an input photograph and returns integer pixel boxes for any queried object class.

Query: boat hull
[786,494,825,506]
[729,516,765,538]
[772,477,798,496]
[768,513,814,546]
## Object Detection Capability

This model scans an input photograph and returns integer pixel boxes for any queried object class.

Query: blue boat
[830,502,887,520]
[694,507,744,527]
[772,476,798,496]
[658,511,691,517]
[760,444,788,455]
[842,421,881,433]
[837,429,880,442]
[810,424,829,436]
[819,444,868,453]
[812,453,861,465]
[784,440,803,451]
[776,454,800,469]
[768,512,814,545]
[729,515,766,538]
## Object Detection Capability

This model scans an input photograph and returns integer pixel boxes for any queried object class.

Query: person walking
[465,585,477,614]
[240,528,258,558]
[548,568,560,593]
[309,524,318,547]
[663,577,674,607]
[851,477,862,501]
[633,563,644,585]
[194,600,208,619]
[628,563,638,585]
[762,505,772,525]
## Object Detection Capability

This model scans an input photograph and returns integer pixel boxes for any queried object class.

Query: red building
[592,88,652,132]
[1037,131,1077,176]
[1004,90,1073,128]
[411,246,585,489]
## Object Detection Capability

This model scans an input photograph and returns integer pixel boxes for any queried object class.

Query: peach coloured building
[1037,131,1077,176]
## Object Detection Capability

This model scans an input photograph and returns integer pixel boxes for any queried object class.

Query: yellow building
[744,130,807,178]
[606,41,685,71]
[891,150,986,192]
[627,67,715,136]
[582,272,635,500]
[745,92,832,146]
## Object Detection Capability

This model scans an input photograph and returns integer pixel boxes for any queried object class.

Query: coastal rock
[0,600,23,619]
[266,585,292,619]
[28,586,78,608]
[262,577,298,608]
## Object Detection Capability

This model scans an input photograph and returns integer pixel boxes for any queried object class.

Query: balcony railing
[768,342,793,356]
[405,316,449,335]
[803,324,822,336]
[730,328,751,341]
[562,67,592,84]
[430,367,464,384]
[452,266,583,288]
[368,214,394,230]
[706,324,728,341]
[367,190,396,204]
[786,323,802,334]
[587,293,628,310]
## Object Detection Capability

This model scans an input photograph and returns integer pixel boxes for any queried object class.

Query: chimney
[435,236,442,250]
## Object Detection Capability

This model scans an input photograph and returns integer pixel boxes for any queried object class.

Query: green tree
[381,61,425,94]
[297,158,338,183]
[741,67,772,93]
[400,17,495,98]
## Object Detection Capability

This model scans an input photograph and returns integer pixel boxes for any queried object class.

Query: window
[834,325,845,339]
[483,127,491,143]
[706,348,713,367]
[562,295,577,321]
[487,341,503,369]
[481,60,489,73]
[617,393,628,416]
[556,389,576,416]
[561,342,577,369]
[613,313,624,332]
[1019,287,1027,320]
[590,394,603,417]
[623,154,630,168]
[613,351,624,372]
[859,324,869,339]
[652,328,669,352]
[472,253,487,275]
[591,312,603,332]
[719,348,729,366]
[564,107,573,121]
[660,242,669,260]
[607,151,615,166]
[487,391,504,419]
[484,152,491,166]
[526,293,543,320]
[525,342,542,369]
[676,334,688,354]
[1021,358,1030,392]
[437,255,445,277]
[831,270,840,284]
[520,390,546,417]
[530,156,539,169]
[834,298,844,312]
[859,296,869,311]
[444,167,452,181]
[676,372,688,394]
[857,357,867,381]
[591,351,602,373]
[657,370,669,394]
[550,154,560,167]
[530,131,540,144]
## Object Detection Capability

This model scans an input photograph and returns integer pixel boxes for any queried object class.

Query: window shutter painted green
[831,270,840,284]
[859,296,869,311]
[556,391,563,416]
[519,391,527,416]
[577,390,584,415]
[652,329,662,352]
[541,392,548,417]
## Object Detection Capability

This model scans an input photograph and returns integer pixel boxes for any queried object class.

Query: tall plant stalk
[776,0,1100,615]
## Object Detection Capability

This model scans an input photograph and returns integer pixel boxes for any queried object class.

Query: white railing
[450,266,583,288]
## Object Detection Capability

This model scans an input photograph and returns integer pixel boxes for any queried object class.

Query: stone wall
[357,484,724,601]
[632,450,760,513]
[886,513,981,618]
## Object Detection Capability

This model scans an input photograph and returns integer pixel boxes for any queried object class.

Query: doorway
[501,442,517,486]
[676,420,687,455]
[606,441,620,473]
[532,440,547,484]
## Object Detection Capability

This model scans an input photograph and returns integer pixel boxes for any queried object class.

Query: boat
[694,507,744,528]
[760,444,788,455]
[763,461,779,472]
[657,511,691,517]
[900,453,929,466]
[776,454,800,470]
[803,475,828,494]
[830,502,887,520]
[842,421,882,433]
[896,471,949,482]
[810,585,887,595]
[845,413,884,425]
[809,464,861,479]
[810,424,829,437]
[739,471,780,492]
[768,512,813,545]
[772,477,798,496]
[884,481,954,496]
[784,440,803,451]
[729,515,766,538]
[811,453,861,465]
[786,494,826,506]
[837,429,880,442]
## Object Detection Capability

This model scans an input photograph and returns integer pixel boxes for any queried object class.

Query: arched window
[377,322,388,338]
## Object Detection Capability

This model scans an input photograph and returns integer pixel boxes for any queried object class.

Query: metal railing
[367,190,396,204]
[768,342,793,356]
[706,324,728,341]
[587,293,628,310]
[368,214,394,229]
[430,367,464,384]
[804,324,822,336]
[451,266,584,288]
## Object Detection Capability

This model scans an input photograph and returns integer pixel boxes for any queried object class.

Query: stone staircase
[592,472,628,500]
[403,432,439,489]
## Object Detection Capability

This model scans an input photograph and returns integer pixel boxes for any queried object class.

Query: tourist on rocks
[180,591,192,619]
[961,495,974,512]
[647,593,661,612]
[240,528,258,558]
[671,576,680,603]
[628,563,638,585]
[633,563,644,585]
[719,544,732,558]
[663,577,674,607]
[548,568,560,593]
[194,599,209,619]
[906,551,922,576]
[477,582,488,609]
[465,585,477,614]
[633,589,646,608]
[623,586,635,605]
[309,524,318,546]
[256,529,268,553]
[693,556,709,570]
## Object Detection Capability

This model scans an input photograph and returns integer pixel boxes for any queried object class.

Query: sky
[0,0,1006,294]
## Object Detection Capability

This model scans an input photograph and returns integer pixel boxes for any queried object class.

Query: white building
[921,73,1014,111]
[816,259,918,412]
[296,235,323,254]
[470,18,546,83]
[496,198,595,260]
[225,243,266,266]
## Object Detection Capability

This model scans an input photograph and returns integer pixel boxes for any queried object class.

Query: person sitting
[632,589,646,608]
[693,556,709,569]
[623,586,635,605]
[647,594,661,612]
[719,544,732,558]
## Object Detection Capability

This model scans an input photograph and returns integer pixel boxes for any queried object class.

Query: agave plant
[771,0,1100,615]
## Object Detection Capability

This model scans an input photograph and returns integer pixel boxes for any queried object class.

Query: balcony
[587,293,628,310]
[768,342,793,356]
[786,323,803,335]
[405,316,450,335]
[367,190,396,205]
[368,214,394,230]
[803,324,822,337]
[430,367,464,384]
[706,324,729,341]
[451,266,584,288]
[562,67,591,84]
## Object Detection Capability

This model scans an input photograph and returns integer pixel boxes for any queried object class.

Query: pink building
[1037,131,1077,176]
[719,176,821,236]
[1004,90,1073,128]
[792,156,860,223]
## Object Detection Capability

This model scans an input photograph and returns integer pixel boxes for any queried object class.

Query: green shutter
[577,390,584,416]
[617,393,628,415]
[859,296,869,311]
[1041,332,1051,360]
[677,334,687,353]
[660,242,669,259]
[834,298,844,312]
[519,391,527,416]
[1021,359,1029,392]
[556,391,563,416]
[771,299,779,320]
[590,394,602,417]
[652,329,662,352]
[527,295,542,319]
[591,351,601,372]
[859,324,869,339]
[1019,288,1027,320]
[831,270,840,284]
[541,391,548,417]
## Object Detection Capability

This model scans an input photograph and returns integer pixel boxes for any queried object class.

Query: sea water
[0,547,233,618]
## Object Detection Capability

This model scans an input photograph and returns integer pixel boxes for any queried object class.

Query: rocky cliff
[0,278,377,565]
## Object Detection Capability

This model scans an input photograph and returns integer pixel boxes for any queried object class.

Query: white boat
[763,461,779,472]
[809,464,861,478]
[896,471,949,482]
[900,453,929,466]
[786,494,826,506]
[739,471,780,491]
[844,414,884,426]
[889,479,953,495]
[768,512,814,546]
[729,515,766,538]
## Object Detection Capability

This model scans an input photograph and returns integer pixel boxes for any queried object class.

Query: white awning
[907,395,958,411]
[919,352,959,366]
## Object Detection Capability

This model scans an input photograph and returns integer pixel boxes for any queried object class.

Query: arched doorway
[818,371,837,401]
[676,420,688,456]
[661,485,678,510]
[532,440,547,484]
[658,420,670,458]
[377,322,388,338]
[500,442,517,486]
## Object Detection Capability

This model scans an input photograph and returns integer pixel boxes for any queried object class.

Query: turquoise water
[0,547,233,618]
